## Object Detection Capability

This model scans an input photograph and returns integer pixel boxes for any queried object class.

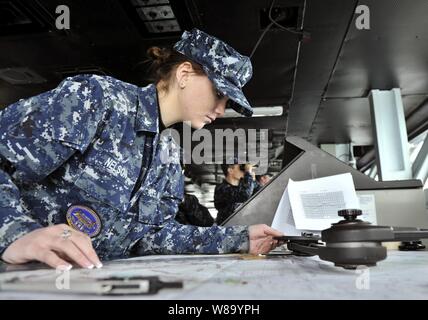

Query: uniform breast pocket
[73,150,136,213]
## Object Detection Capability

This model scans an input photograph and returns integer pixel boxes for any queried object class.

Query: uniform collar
[135,83,160,133]
[223,178,239,187]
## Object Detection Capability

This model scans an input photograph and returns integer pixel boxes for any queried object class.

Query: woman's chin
[190,120,207,130]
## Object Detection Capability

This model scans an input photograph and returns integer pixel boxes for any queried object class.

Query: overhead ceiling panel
[192,0,303,107]
[286,0,358,139]
[309,94,428,145]
[303,0,428,145]
[324,0,428,98]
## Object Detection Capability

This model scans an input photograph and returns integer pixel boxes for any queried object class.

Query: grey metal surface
[413,132,428,183]
[288,0,358,139]
[324,0,428,99]
[369,89,412,181]
[357,189,428,246]
[0,251,427,299]
[357,189,427,226]
[309,95,428,146]
[425,189,428,209]
[224,136,426,228]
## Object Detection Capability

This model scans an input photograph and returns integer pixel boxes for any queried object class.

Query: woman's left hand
[248,224,284,255]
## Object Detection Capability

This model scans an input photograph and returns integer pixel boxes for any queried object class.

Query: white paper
[289,173,360,230]
[357,194,377,224]
[271,173,376,234]
[271,186,316,236]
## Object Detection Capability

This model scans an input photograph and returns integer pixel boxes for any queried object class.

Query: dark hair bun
[146,47,171,65]
[144,46,204,90]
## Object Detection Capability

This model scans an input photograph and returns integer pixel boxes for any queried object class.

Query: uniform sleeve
[134,163,250,255]
[214,173,255,224]
[235,172,255,201]
[0,164,42,256]
[0,75,107,256]
[253,180,262,194]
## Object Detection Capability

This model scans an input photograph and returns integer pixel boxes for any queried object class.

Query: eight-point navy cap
[174,28,254,117]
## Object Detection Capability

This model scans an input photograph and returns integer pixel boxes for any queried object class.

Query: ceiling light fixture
[131,0,181,34]
[223,106,283,118]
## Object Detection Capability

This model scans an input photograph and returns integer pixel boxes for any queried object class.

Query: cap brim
[204,68,253,117]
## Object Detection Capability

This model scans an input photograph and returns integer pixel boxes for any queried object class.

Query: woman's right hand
[1,224,102,270]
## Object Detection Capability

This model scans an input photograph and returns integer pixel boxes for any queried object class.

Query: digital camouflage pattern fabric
[0,74,249,261]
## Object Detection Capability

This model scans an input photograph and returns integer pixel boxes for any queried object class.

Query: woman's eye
[216,89,225,99]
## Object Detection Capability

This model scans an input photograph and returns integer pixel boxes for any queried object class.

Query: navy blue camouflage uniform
[0,75,250,260]
[0,28,255,261]
[214,173,261,225]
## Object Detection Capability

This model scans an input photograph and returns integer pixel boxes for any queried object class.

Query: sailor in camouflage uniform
[0,29,282,269]
[215,163,261,225]
[175,194,215,227]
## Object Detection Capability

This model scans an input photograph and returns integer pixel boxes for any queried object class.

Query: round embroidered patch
[66,205,102,238]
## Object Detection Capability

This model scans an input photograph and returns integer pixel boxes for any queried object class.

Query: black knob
[338,209,362,221]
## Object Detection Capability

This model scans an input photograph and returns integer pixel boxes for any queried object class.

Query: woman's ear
[227,166,233,176]
[175,62,193,89]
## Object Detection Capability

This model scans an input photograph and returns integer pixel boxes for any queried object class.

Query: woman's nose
[215,100,227,117]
